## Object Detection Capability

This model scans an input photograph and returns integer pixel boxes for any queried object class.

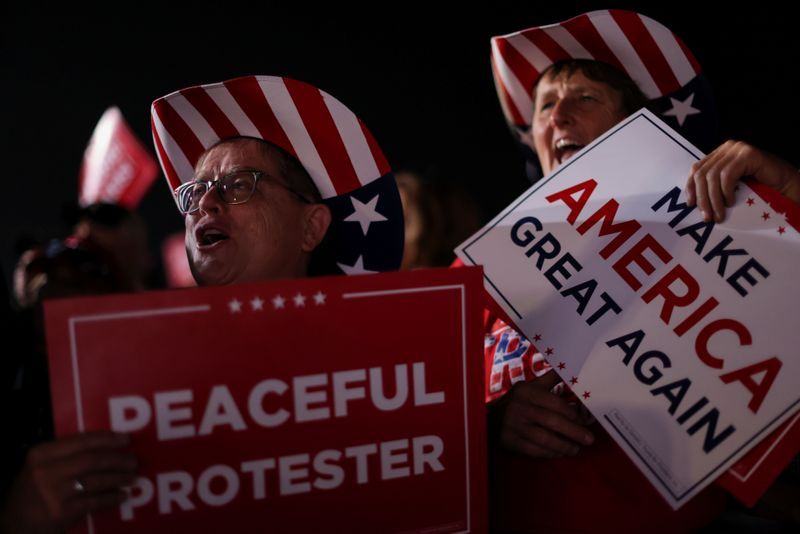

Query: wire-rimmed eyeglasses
[174,170,311,214]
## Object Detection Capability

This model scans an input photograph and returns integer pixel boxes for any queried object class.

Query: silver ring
[72,479,85,493]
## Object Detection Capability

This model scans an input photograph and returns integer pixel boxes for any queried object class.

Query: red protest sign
[78,107,159,209]
[718,411,800,507]
[161,231,195,288]
[45,267,487,533]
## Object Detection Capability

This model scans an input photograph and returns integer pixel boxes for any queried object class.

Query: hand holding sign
[1,432,136,534]
[491,370,594,458]
[686,140,800,223]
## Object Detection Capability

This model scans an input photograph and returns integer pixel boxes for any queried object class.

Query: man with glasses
[1,75,404,533]
[178,140,330,286]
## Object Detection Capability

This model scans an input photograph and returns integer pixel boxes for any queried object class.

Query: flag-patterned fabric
[491,9,718,174]
[151,76,403,275]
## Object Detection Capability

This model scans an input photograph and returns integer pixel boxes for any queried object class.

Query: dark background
[2,2,797,287]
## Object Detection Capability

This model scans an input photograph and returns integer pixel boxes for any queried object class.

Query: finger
[687,155,716,206]
[690,145,730,220]
[512,381,578,421]
[512,423,581,456]
[531,369,563,391]
[502,427,562,458]
[704,169,727,223]
[503,398,593,450]
[31,432,131,464]
[719,167,740,211]
[63,488,130,521]
[692,170,712,222]
[60,451,138,480]
[65,472,138,500]
[705,150,747,221]
[574,402,595,425]
[685,170,697,206]
[521,391,578,421]
[528,408,594,447]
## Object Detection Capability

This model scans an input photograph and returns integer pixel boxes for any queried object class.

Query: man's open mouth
[197,227,230,247]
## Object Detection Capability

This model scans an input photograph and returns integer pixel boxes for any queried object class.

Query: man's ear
[301,203,332,252]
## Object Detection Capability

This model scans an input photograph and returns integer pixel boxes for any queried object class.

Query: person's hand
[0,432,137,534]
[489,370,594,458]
[686,140,800,222]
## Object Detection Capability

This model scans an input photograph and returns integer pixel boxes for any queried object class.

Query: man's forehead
[195,138,276,175]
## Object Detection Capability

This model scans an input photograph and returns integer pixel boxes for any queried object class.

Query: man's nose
[197,182,223,214]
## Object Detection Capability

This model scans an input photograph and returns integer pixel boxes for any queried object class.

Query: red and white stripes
[491,10,701,128]
[151,76,390,199]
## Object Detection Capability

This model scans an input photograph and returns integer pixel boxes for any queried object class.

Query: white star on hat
[272,295,286,309]
[293,293,306,307]
[344,194,387,235]
[228,299,242,313]
[313,291,327,305]
[250,297,264,311]
[337,255,377,275]
[662,93,701,126]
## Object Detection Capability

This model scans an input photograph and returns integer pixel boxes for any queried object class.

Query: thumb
[536,369,563,391]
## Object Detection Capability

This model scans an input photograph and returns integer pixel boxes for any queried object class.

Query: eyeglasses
[174,170,310,214]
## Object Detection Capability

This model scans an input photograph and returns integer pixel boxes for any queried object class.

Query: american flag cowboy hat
[151,75,403,275]
[491,9,718,179]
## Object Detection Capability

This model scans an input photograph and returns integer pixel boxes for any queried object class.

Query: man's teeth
[202,231,227,245]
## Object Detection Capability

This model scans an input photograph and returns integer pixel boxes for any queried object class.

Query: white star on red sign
[293,293,306,307]
[228,299,242,313]
[250,297,264,311]
[313,291,327,305]
[272,295,286,309]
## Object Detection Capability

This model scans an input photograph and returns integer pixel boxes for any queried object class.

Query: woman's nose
[549,97,575,127]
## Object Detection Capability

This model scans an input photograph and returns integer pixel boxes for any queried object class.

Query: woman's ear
[301,203,332,252]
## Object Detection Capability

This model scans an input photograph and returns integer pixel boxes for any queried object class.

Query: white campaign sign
[456,109,800,509]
